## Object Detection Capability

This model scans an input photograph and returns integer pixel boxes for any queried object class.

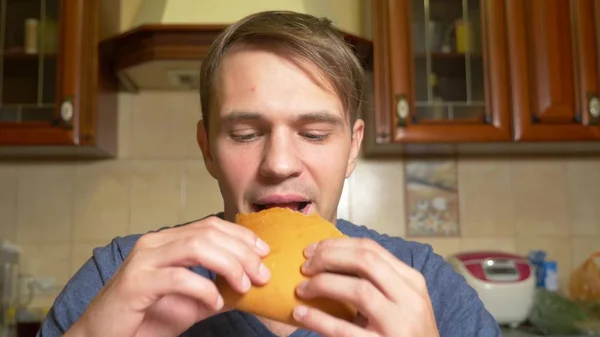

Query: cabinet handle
[60,100,74,123]
[396,95,409,127]
[588,94,600,125]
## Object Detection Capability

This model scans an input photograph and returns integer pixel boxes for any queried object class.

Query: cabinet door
[0,0,85,145]
[507,0,600,141]
[371,0,511,144]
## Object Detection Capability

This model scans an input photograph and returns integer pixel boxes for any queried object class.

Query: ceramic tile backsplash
[565,159,600,235]
[73,161,131,243]
[1,92,599,308]
[457,158,514,237]
[0,164,17,241]
[512,159,570,237]
[16,163,74,245]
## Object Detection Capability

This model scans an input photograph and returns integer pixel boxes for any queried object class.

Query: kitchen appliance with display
[447,251,536,327]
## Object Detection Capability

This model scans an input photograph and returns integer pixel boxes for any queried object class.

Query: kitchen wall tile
[130,91,202,159]
[181,160,223,223]
[350,159,405,237]
[565,158,600,235]
[515,237,572,292]
[337,178,351,221]
[512,159,569,237]
[130,160,186,234]
[458,158,514,237]
[16,163,74,245]
[20,243,72,286]
[73,161,131,244]
[20,243,72,309]
[570,236,600,273]
[117,93,133,159]
[411,237,461,258]
[0,163,18,241]
[460,238,516,253]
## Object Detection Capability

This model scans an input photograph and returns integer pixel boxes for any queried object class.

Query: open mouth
[252,201,311,214]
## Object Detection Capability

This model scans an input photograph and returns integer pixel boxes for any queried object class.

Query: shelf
[415,52,484,78]
[1,51,57,60]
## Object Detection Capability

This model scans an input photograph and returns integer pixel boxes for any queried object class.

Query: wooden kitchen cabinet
[0,0,117,159]
[366,0,600,156]
[506,0,600,141]
[367,0,511,154]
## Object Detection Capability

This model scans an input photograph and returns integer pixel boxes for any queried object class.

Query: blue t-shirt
[38,216,502,336]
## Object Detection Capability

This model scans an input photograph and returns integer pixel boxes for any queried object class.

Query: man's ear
[345,118,364,178]
[197,120,219,179]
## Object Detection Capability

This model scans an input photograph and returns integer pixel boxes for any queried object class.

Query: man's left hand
[293,238,440,337]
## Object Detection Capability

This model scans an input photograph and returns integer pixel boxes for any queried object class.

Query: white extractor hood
[100,0,373,92]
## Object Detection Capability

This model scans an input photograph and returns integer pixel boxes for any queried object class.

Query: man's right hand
[64,216,271,337]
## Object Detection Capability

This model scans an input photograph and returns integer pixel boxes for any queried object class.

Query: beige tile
[337,178,351,221]
[130,91,202,159]
[0,163,18,241]
[460,238,517,254]
[571,236,600,271]
[515,237,572,291]
[73,161,131,244]
[20,244,72,286]
[458,158,514,237]
[117,93,133,159]
[181,160,223,223]
[512,159,569,237]
[130,160,186,234]
[349,159,405,237]
[16,163,74,245]
[410,238,461,258]
[565,158,600,235]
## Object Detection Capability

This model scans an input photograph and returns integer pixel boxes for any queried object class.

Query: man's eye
[231,133,259,142]
[301,132,329,142]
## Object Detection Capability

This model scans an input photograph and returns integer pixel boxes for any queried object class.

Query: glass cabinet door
[0,0,59,124]
[411,0,484,122]
[377,0,511,143]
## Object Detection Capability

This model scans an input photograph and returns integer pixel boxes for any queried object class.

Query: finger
[143,233,270,293]
[138,267,225,312]
[296,272,392,331]
[136,216,270,256]
[293,302,379,337]
[301,245,407,302]
[306,238,425,293]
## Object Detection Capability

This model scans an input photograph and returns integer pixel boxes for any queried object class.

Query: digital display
[486,267,518,275]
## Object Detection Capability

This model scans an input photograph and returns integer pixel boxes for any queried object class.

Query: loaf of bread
[215,207,357,327]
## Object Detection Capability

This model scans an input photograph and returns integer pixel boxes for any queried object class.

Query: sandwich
[215,207,357,327]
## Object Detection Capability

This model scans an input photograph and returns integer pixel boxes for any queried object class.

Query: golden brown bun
[215,207,357,327]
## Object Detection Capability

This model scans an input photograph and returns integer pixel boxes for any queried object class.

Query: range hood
[100,0,373,92]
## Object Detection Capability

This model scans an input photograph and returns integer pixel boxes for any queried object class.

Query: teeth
[253,202,309,212]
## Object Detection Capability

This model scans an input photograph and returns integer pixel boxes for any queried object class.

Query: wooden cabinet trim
[371,0,511,143]
[507,0,600,141]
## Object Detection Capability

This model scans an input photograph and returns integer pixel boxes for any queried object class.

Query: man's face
[198,46,363,223]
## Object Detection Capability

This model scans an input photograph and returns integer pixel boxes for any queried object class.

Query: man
[39,10,501,337]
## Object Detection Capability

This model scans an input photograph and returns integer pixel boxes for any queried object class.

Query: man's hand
[65,216,271,337]
[293,238,439,337]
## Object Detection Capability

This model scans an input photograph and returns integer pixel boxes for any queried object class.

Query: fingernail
[304,242,318,257]
[259,263,271,280]
[301,259,311,272]
[256,238,270,255]
[296,280,308,294]
[241,273,251,292]
[293,305,308,319]
[215,294,224,309]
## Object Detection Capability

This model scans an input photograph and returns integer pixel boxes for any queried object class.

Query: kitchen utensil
[447,251,536,327]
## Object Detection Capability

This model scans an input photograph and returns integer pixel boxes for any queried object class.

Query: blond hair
[199,10,365,131]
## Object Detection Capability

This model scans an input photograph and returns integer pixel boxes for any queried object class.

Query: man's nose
[258,133,302,180]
